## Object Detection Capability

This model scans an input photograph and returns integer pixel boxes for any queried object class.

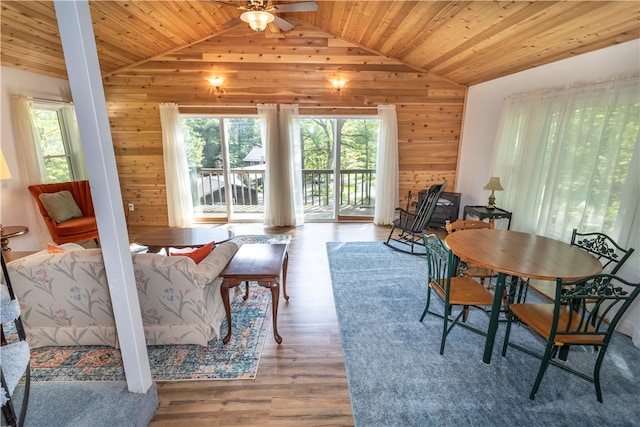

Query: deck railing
[194,167,375,212]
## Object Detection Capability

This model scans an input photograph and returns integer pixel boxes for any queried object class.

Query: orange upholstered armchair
[28,180,99,245]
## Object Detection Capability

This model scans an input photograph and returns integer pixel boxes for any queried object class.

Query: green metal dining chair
[529,229,635,301]
[419,234,494,355]
[501,273,640,403]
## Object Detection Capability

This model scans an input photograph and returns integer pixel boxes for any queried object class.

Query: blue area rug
[12,382,158,427]
[327,241,640,426]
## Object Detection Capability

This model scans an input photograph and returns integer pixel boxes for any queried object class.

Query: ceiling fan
[214,0,318,32]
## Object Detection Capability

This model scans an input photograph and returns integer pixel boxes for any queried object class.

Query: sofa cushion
[46,243,67,253]
[171,241,214,264]
[193,242,238,286]
[38,190,84,223]
[7,248,117,348]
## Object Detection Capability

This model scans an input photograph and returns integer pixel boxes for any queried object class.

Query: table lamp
[483,177,503,209]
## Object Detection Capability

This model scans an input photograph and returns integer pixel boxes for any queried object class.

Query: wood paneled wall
[103,23,465,230]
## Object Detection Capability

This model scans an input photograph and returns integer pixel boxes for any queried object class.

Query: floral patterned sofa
[6,241,239,348]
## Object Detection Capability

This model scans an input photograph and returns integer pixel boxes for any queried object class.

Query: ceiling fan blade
[211,0,243,8]
[222,17,242,27]
[273,2,318,13]
[273,16,295,32]
[265,22,285,38]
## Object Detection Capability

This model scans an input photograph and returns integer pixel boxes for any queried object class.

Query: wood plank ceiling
[2,1,638,229]
[2,1,639,87]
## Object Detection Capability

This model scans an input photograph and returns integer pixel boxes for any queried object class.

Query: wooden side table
[463,206,512,230]
[1,226,29,252]
[220,244,289,344]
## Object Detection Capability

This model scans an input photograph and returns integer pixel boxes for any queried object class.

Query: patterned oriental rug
[24,234,291,382]
[29,283,270,382]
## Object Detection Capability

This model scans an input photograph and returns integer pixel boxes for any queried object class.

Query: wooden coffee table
[134,227,234,254]
[220,243,289,344]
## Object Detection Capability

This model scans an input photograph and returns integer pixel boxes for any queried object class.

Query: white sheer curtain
[489,75,640,344]
[612,139,640,347]
[11,95,50,246]
[259,104,283,226]
[11,96,47,183]
[373,104,399,225]
[490,75,640,242]
[159,103,193,227]
[280,104,304,225]
[260,104,303,226]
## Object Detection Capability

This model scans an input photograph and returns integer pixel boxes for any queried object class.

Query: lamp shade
[0,149,12,181]
[240,11,274,32]
[483,177,503,191]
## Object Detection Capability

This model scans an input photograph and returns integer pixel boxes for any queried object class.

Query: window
[31,103,85,183]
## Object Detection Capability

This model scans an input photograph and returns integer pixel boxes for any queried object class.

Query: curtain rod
[22,96,73,106]
[179,104,378,110]
[298,106,378,110]
[179,104,255,108]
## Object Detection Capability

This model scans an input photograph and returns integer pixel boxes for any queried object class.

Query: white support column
[53,0,152,393]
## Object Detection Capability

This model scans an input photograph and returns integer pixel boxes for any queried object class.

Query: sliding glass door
[298,117,378,221]
[181,114,378,223]
[181,115,264,221]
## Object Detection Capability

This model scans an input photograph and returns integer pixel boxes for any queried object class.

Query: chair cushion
[54,216,98,236]
[38,190,83,223]
[431,276,495,306]
[510,303,604,345]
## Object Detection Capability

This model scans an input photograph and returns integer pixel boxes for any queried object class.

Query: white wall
[1,67,74,251]
[457,39,640,345]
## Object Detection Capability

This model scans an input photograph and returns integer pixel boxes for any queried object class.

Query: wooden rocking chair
[384,181,447,254]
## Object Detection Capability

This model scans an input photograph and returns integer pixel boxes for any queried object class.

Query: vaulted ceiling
[2,1,639,87]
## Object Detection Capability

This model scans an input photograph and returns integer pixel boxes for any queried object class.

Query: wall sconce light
[240,10,274,32]
[206,76,225,88]
[330,78,347,93]
[206,76,226,95]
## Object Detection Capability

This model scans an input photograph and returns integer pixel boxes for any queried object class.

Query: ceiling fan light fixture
[240,10,274,32]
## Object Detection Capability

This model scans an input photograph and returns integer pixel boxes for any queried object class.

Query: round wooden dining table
[445,229,602,364]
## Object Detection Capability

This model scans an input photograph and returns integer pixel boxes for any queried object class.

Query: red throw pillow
[47,243,67,254]
[171,241,214,264]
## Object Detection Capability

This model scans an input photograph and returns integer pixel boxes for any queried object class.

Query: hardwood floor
[148,223,392,426]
